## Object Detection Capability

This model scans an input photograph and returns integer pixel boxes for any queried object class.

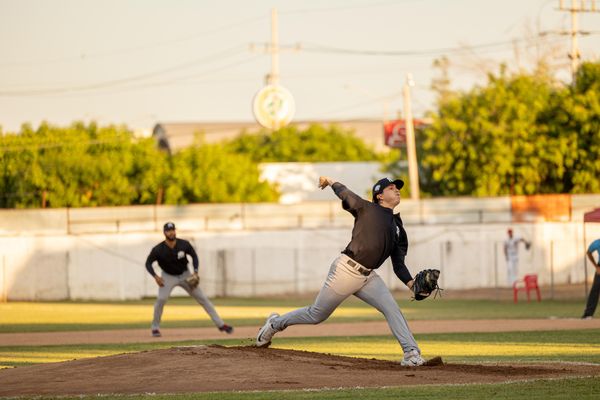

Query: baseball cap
[372,178,404,202]
[163,222,176,231]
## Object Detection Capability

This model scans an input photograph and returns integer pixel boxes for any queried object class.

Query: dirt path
[1,345,599,396]
[1,318,599,346]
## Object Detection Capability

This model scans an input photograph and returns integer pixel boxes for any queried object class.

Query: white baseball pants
[270,254,420,354]
[151,270,224,330]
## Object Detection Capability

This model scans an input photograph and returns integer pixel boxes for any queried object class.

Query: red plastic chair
[513,274,541,303]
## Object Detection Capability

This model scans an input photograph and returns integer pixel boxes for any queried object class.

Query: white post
[269,8,280,85]
[403,73,420,200]
[570,0,580,82]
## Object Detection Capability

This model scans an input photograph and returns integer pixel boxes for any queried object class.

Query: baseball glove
[185,273,199,289]
[412,269,442,301]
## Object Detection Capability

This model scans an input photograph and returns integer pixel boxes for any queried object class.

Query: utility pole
[249,8,301,84]
[250,8,299,130]
[403,73,420,201]
[557,0,600,83]
[267,8,279,85]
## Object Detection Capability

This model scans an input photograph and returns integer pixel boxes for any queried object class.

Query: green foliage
[226,123,381,162]
[417,61,600,196]
[0,122,278,208]
[165,143,278,203]
[0,121,156,207]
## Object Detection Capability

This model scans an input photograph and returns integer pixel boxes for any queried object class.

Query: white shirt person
[503,228,530,286]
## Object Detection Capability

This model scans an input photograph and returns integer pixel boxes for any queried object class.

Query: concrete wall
[1,195,599,301]
[2,220,600,301]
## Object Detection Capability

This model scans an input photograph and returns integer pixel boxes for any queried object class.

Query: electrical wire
[0,45,249,96]
[300,36,571,58]
[0,15,267,69]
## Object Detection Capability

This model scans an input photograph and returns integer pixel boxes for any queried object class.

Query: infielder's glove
[185,273,200,289]
[412,269,442,301]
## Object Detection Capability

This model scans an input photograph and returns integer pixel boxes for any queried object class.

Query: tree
[226,123,381,162]
[165,143,278,204]
[415,61,600,196]
[0,122,169,207]
[419,67,559,196]
[542,62,600,193]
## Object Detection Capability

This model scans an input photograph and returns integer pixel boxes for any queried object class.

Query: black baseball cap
[163,222,176,231]
[372,178,404,202]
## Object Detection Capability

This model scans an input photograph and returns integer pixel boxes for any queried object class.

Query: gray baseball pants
[270,254,420,354]
[151,270,224,330]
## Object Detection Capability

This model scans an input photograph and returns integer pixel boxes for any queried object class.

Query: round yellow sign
[252,84,295,130]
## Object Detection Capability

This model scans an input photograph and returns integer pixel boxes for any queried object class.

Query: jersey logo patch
[177,251,185,259]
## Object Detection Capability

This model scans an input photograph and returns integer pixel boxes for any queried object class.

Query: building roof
[152,119,391,153]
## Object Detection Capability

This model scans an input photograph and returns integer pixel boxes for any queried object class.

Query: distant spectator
[582,239,600,319]
[503,228,530,286]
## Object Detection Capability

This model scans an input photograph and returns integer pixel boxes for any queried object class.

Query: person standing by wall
[503,228,530,286]
[582,238,600,319]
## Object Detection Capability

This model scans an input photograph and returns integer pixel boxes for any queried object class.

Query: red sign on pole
[383,120,407,148]
[383,119,427,148]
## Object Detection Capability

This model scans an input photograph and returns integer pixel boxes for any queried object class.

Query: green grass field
[21,377,597,400]
[0,297,587,333]
[0,297,598,399]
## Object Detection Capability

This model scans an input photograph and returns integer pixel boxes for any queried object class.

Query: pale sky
[0,0,598,133]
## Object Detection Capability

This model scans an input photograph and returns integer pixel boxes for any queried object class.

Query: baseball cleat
[256,312,280,348]
[218,324,234,334]
[151,329,161,337]
[400,349,424,366]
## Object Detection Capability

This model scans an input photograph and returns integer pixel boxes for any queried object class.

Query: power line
[0,47,252,97]
[281,0,417,15]
[71,55,264,95]
[300,36,572,57]
[0,15,267,69]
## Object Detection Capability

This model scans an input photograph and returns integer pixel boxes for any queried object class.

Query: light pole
[403,73,420,200]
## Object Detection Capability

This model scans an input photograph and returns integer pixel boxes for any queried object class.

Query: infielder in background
[582,238,600,319]
[503,228,531,286]
[256,177,428,366]
[145,222,233,337]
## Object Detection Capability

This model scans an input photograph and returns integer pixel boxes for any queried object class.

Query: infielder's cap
[372,178,404,202]
[163,222,176,231]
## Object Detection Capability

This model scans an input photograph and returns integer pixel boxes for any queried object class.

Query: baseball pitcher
[256,177,440,366]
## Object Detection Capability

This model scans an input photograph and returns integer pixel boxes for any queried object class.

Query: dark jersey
[145,239,199,277]
[332,182,412,284]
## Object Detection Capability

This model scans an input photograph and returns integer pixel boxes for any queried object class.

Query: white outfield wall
[1,220,599,301]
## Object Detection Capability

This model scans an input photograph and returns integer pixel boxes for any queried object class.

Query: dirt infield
[1,317,599,346]
[0,345,599,396]
[1,315,599,396]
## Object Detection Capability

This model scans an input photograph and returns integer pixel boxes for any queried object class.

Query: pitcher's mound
[1,345,599,396]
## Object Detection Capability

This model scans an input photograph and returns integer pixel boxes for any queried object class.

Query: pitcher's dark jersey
[332,182,412,284]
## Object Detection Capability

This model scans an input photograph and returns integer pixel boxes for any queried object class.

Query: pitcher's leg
[151,273,177,331]
[272,284,348,331]
[354,274,420,353]
[271,258,365,331]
